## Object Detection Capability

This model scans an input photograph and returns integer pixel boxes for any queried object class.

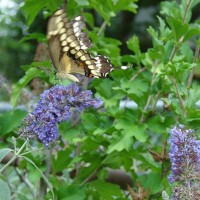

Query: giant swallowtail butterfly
[47,9,113,82]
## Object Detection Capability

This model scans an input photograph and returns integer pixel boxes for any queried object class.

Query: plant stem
[139,62,157,122]
[130,67,146,81]
[0,139,28,173]
[169,44,179,62]
[80,166,102,186]
[98,21,107,36]
[187,45,200,88]
[152,91,161,113]
[182,0,192,23]
[140,95,153,123]
[171,77,186,118]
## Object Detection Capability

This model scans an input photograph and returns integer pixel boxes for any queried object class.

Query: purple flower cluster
[168,126,200,183]
[19,84,102,146]
[168,125,200,199]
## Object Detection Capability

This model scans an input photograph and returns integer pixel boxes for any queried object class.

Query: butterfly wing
[47,9,113,82]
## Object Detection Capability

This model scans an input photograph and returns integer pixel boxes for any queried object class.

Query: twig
[0,139,28,173]
[98,21,107,36]
[80,166,102,186]
[152,91,161,113]
[140,95,153,123]
[130,67,146,81]
[169,44,179,62]
[161,141,167,178]
[187,45,200,88]
[182,0,192,23]
[139,62,158,122]
[170,76,186,118]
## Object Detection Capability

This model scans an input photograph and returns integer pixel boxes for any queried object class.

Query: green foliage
[0,179,11,200]
[1,0,200,199]
[0,1,35,81]
[85,0,137,25]
[11,62,50,107]
[0,110,27,135]
[89,180,124,200]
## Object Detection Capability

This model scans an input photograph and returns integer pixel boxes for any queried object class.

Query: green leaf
[45,0,64,12]
[107,132,133,153]
[11,67,48,107]
[121,55,135,63]
[21,0,46,25]
[81,113,100,131]
[0,110,27,135]
[84,12,94,28]
[89,0,115,25]
[66,0,79,17]
[180,42,194,62]
[90,37,121,61]
[91,180,124,199]
[160,1,181,19]
[21,0,65,25]
[191,0,200,8]
[57,184,85,200]
[92,79,114,99]
[166,17,189,41]
[113,79,149,103]
[183,26,200,42]
[61,127,82,144]
[112,0,137,13]
[103,151,133,170]
[107,117,147,153]
[74,0,89,6]
[138,172,163,194]
[147,115,174,134]
[87,0,137,25]
[20,33,46,43]
[127,35,141,55]
[140,153,161,169]
[186,108,200,124]
[0,149,12,162]
[52,149,72,172]
[81,137,100,152]
[187,83,200,107]
[190,0,200,8]
[115,118,148,142]
[0,179,11,200]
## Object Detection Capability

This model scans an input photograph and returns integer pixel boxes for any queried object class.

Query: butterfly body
[47,9,113,82]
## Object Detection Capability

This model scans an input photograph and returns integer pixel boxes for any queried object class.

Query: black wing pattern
[47,9,113,82]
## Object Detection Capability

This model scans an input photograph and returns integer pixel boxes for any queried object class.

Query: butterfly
[47,9,113,82]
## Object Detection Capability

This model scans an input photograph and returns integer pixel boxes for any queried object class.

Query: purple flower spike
[19,84,102,146]
[168,125,200,199]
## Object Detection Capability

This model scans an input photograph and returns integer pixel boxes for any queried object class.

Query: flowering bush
[0,0,200,199]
